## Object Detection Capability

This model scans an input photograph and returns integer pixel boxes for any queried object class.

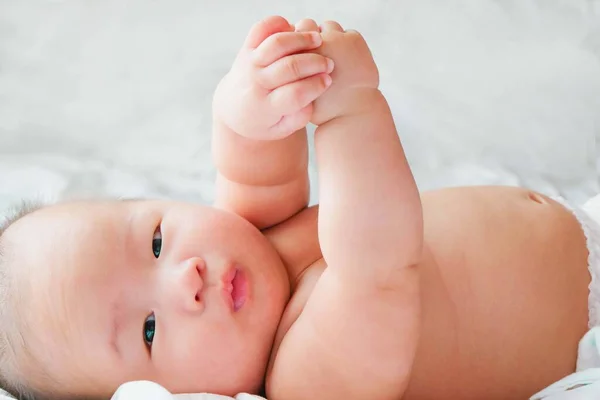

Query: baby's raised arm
[212,16,333,229]
[267,21,423,400]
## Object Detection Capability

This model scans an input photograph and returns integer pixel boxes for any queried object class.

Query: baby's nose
[169,257,205,312]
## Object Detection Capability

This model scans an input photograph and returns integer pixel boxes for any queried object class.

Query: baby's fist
[308,21,380,125]
[213,16,334,140]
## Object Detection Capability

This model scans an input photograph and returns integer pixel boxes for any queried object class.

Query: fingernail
[310,32,322,45]
[326,58,334,73]
[324,75,332,86]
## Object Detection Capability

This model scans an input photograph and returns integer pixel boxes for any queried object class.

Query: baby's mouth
[231,269,248,311]
[224,267,248,311]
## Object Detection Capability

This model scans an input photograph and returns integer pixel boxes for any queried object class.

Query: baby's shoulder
[262,205,323,287]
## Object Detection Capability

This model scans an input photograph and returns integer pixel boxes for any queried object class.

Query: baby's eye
[152,225,162,258]
[143,313,156,348]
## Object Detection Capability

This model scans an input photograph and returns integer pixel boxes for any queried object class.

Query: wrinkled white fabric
[0,380,267,400]
[109,381,266,400]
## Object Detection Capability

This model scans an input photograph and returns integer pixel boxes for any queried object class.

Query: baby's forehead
[5,201,143,316]
[10,199,137,229]
[5,200,132,266]
[6,197,186,275]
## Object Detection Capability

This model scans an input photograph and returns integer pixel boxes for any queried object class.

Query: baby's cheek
[154,337,209,392]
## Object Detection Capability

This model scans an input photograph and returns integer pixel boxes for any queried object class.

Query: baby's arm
[212,16,333,229]
[267,22,423,400]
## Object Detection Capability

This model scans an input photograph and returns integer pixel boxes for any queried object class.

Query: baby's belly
[404,186,590,400]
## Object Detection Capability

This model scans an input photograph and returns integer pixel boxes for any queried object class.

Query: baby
[0,15,598,400]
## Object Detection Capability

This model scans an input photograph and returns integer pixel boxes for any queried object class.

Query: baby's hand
[299,20,380,125]
[213,16,334,140]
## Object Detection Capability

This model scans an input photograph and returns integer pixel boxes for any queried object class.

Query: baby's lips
[232,268,248,311]
[220,265,248,312]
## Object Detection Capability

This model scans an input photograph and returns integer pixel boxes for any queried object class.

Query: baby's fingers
[244,16,292,49]
[320,20,345,32]
[268,73,332,116]
[257,53,334,90]
[269,104,313,139]
[295,19,320,32]
[253,31,322,67]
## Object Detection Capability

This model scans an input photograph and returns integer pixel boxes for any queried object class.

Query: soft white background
[0,0,599,215]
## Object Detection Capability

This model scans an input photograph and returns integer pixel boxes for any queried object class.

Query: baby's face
[6,200,289,397]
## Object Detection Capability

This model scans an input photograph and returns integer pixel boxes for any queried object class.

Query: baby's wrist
[344,88,386,115]
[313,88,385,125]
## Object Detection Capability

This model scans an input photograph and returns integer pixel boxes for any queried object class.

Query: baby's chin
[230,347,273,394]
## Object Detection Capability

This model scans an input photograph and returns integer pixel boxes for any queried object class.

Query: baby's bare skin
[1,15,591,400]
[263,186,589,399]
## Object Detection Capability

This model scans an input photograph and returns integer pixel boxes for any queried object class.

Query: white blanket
[0,382,266,400]
[110,381,263,400]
